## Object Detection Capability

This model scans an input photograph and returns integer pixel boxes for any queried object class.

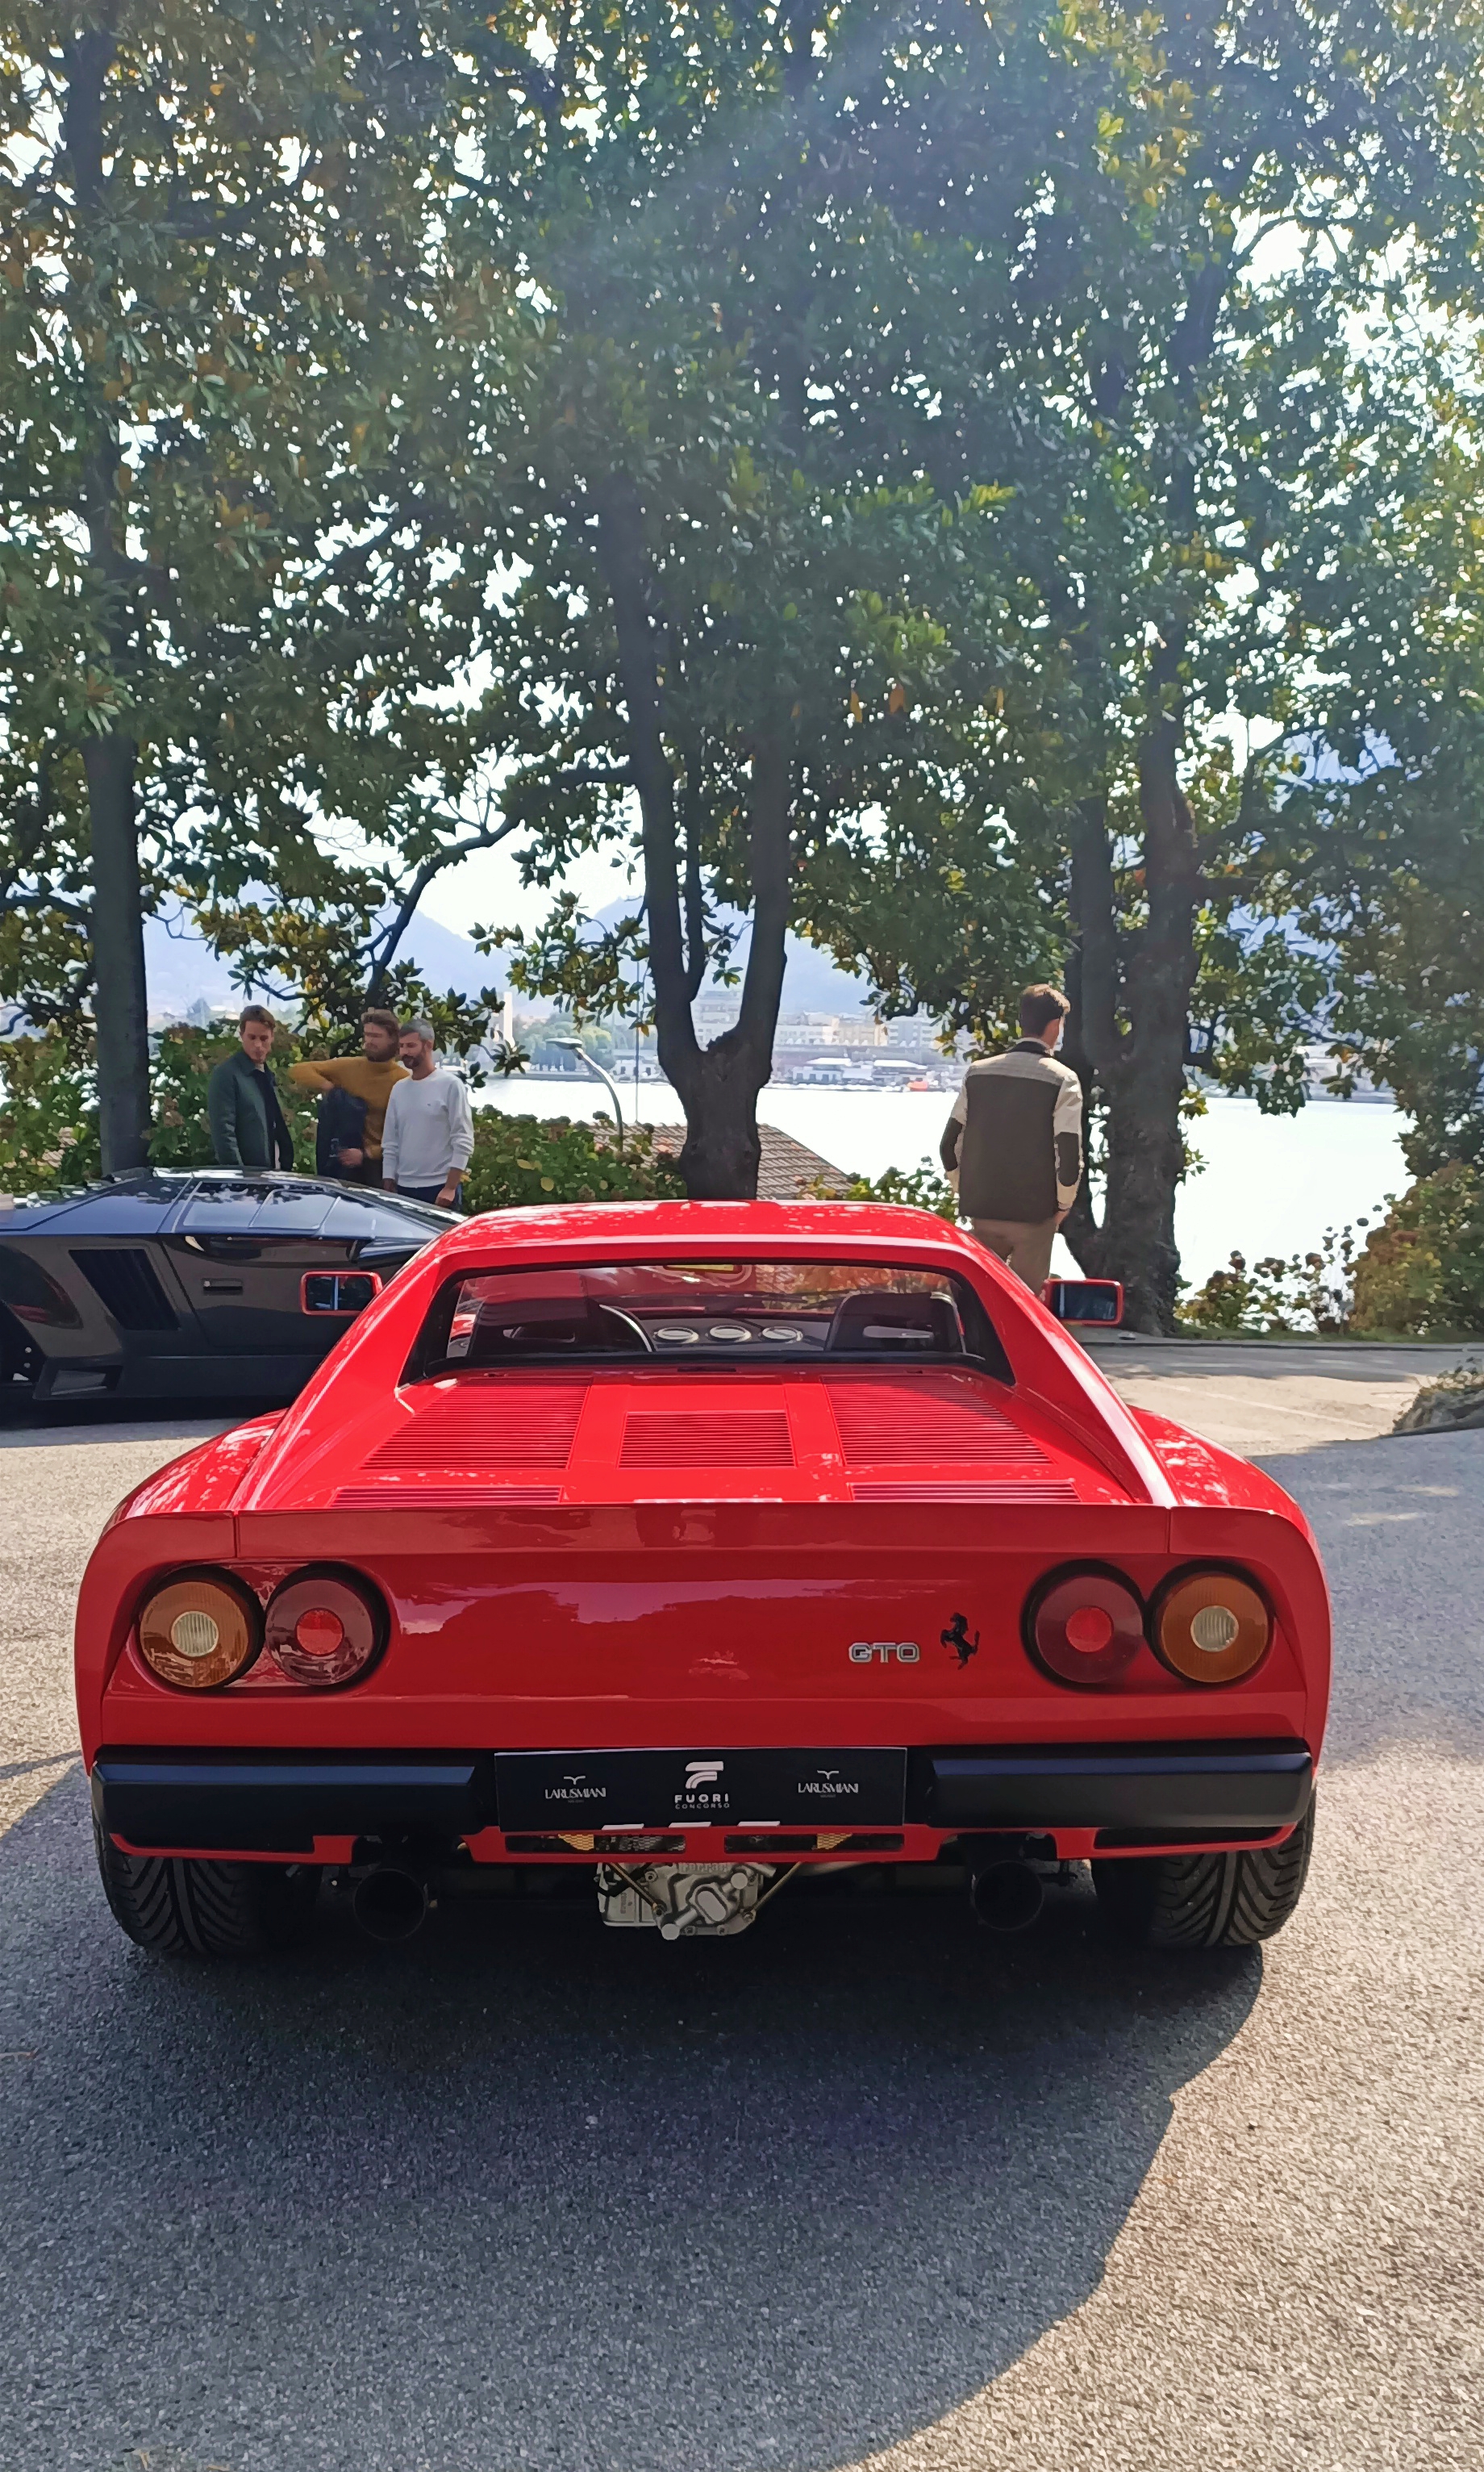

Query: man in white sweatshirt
[381,1020,475,1209]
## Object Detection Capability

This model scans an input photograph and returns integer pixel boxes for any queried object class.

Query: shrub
[461,1112,686,1212]
[839,1158,958,1219]
[1179,1229,1358,1335]
[0,1029,99,1188]
[1349,1163,1484,1336]
[1,1027,686,1211]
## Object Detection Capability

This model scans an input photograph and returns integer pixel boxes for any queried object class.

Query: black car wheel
[93,1807,320,1957]
[1093,1796,1315,1948]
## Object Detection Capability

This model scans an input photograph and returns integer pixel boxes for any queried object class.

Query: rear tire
[1093,1796,1315,1949]
[94,1808,319,1956]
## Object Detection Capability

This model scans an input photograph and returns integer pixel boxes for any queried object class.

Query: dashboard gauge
[707,1322,752,1342]
[653,1326,701,1344]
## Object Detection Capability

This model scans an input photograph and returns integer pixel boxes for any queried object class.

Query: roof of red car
[430,1198,988,1263]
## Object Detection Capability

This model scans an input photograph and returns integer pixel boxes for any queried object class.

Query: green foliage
[839,1159,958,1221]
[461,1115,685,1214]
[0,5,529,1060]
[0,1029,98,1188]
[1349,1167,1484,1338]
[1178,1231,1360,1338]
[0,1023,686,1214]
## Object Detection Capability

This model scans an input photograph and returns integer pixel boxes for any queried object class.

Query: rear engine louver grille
[828,1380,1045,1465]
[850,1479,1077,1502]
[69,1248,177,1332]
[620,1410,794,1468]
[334,1483,562,1509]
[364,1383,586,1470]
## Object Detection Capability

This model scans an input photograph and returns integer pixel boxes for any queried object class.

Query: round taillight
[265,1568,386,1688]
[1026,1566,1145,1687]
[137,1571,262,1691]
[1153,1568,1271,1685]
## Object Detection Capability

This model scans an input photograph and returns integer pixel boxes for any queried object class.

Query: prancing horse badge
[941,1611,980,1667]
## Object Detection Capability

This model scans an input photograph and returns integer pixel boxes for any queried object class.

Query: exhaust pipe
[352,1864,431,1944]
[969,1856,1044,1935]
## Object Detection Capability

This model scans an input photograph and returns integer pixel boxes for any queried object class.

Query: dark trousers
[399,1183,463,1210]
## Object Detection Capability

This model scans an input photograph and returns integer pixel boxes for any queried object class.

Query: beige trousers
[970,1216,1058,1292]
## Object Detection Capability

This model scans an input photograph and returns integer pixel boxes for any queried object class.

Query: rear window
[404,1259,1011,1381]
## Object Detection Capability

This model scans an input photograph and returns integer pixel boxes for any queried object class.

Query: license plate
[494,1747,907,1832]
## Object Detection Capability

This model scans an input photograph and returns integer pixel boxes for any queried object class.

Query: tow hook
[596,1861,798,1939]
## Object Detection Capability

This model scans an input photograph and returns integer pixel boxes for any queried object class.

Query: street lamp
[552,1037,625,1153]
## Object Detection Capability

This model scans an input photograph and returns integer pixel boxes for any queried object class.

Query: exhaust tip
[969,1856,1044,1935]
[352,1864,431,1944]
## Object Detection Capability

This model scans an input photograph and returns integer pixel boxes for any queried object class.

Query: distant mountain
[143,906,498,1018]
[143,894,880,1025]
[590,898,878,1017]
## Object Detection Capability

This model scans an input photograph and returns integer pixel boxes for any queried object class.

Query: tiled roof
[641,1123,852,1200]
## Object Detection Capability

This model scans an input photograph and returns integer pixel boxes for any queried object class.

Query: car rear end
[77,1210,1328,1947]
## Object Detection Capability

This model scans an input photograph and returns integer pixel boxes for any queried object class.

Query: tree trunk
[594,477,790,1197]
[1061,754,1197,1334]
[65,23,153,1174]
[665,733,790,1197]
[85,731,152,1172]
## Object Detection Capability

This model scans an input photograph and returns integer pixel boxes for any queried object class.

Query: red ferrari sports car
[76,1202,1327,1956]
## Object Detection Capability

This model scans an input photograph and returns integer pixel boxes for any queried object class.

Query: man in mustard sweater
[289,1008,409,1185]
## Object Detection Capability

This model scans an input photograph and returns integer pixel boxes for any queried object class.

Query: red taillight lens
[1152,1568,1271,1685]
[136,1571,262,1690]
[1027,1566,1145,1688]
[265,1568,386,1688]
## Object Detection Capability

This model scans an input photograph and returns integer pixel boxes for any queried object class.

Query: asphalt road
[0,1394,1481,2472]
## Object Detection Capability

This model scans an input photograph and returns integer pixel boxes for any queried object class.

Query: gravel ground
[0,1396,1480,2472]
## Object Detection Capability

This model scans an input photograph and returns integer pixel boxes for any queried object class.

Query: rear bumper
[918,1741,1313,1831]
[94,1739,1313,1855]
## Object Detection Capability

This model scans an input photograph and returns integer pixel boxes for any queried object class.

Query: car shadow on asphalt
[2,1769,1259,2472]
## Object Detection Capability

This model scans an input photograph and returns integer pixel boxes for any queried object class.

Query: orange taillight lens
[136,1571,262,1690]
[1153,1568,1272,1685]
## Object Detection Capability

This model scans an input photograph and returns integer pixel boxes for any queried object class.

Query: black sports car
[0,1171,456,1405]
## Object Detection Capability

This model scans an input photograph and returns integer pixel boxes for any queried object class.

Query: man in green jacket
[206,1006,296,1170]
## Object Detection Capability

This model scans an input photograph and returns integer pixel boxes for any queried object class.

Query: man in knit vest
[939,984,1084,1292]
[381,1019,474,1209]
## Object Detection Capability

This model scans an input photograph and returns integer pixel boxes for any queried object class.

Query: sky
[415,830,640,945]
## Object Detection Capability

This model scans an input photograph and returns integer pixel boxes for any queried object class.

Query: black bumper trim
[94,1738,1315,1852]
[94,1752,488,1852]
[910,1740,1313,1831]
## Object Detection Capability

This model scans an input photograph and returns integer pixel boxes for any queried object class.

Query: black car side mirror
[301,1271,382,1316]
[1042,1277,1123,1326]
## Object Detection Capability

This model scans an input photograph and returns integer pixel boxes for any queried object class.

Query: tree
[788,0,1484,1326]
[455,0,1121,1194]
[1245,388,1484,1176]
[0,2,528,1163]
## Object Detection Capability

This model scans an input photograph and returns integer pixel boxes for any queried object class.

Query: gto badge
[848,1640,920,1664]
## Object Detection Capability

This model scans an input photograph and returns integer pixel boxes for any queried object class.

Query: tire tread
[93,1810,317,1957]
[1094,1798,1315,1950]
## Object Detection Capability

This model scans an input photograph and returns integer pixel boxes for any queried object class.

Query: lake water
[476,1076,1411,1287]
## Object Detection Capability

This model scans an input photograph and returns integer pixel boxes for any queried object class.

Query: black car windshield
[406,1259,1011,1380]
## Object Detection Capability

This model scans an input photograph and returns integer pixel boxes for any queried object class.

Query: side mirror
[301,1271,382,1316]
[1042,1277,1123,1327]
